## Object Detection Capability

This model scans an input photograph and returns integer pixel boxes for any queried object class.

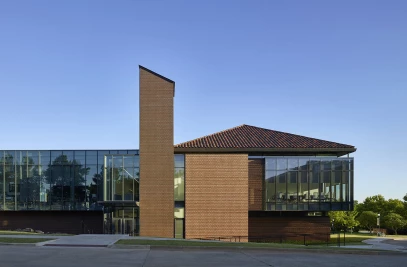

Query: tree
[357,211,377,234]
[329,211,359,231]
[384,213,406,235]
[356,195,387,215]
[386,199,407,219]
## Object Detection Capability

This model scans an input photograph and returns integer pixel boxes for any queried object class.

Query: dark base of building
[0,211,103,234]
[249,211,330,242]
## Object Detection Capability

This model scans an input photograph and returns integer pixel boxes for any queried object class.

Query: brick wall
[248,159,264,211]
[185,154,248,240]
[139,67,174,238]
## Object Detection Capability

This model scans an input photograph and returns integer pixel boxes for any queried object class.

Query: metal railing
[197,233,341,246]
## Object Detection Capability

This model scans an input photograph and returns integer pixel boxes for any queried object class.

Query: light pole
[377,213,381,236]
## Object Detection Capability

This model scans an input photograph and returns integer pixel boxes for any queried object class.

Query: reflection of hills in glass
[264,157,354,211]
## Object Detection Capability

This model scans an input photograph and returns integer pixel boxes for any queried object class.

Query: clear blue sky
[0,1,406,202]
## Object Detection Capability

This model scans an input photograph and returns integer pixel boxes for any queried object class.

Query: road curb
[0,242,37,247]
[109,244,406,255]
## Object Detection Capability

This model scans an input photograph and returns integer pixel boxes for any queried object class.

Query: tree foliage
[357,211,377,234]
[328,211,359,231]
[354,194,407,234]
[384,213,406,235]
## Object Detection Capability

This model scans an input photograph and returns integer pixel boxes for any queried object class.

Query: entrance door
[102,154,140,235]
[112,218,135,234]
[174,218,184,239]
[110,207,138,235]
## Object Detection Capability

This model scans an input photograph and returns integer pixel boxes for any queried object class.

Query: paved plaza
[1,235,407,267]
[0,246,406,267]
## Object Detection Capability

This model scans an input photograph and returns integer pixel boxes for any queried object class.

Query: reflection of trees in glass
[44,155,88,185]
[103,163,139,201]
[174,169,184,201]
[19,156,42,208]
[90,166,103,201]
[3,154,16,209]
[44,155,89,207]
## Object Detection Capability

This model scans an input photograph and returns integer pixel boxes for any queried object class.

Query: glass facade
[0,150,138,211]
[264,156,354,211]
[174,154,185,238]
[104,154,139,202]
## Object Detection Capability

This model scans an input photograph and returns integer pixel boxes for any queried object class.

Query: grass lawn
[0,237,54,243]
[0,230,72,236]
[115,239,366,249]
[329,234,373,245]
[116,239,311,248]
[0,230,39,235]
[117,232,400,248]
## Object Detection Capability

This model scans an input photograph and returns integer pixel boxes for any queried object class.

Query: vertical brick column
[185,154,248,240]
[248,159,264,211]
[139,66,174,238]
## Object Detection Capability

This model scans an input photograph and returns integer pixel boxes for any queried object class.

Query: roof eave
[174,147,356,156]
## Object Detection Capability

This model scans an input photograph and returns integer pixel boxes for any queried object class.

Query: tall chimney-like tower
[139,66,175,237]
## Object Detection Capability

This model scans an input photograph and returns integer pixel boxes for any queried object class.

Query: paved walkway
[335,238,407,252]
[1,246,406,267]
[40,234,132,247]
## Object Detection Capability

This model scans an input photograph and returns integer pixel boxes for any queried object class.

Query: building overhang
[174,147,356,157]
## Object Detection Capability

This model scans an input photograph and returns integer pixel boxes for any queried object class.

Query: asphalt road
[0,246,406,267]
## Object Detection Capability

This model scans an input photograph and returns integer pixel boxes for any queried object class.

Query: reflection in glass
[288,158,298,170]
[174,168,184,201]
[265,158,277,170]
[276,172,286,203]
[265,170,276,202]
[277,159,287,170]
[0,150,143,211]
[174,154,184,168]
[264,157,354,211]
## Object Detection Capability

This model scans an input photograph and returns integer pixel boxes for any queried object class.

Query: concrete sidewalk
[333,238,407,252]
[40,234,132,247]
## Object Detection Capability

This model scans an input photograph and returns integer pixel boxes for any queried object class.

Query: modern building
[0,66,356,241]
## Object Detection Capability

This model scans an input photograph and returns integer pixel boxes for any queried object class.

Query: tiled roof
[175,124,355,149]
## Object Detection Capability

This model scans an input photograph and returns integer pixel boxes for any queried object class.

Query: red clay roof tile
[174,124,355,149]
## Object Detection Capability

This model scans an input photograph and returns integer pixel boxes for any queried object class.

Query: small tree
[329,211,359,231]
[357,211,377,234]
[384,213,406,235]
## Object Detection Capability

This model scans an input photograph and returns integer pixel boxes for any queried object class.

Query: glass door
[174,218,184,239]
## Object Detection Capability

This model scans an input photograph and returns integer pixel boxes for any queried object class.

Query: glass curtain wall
[174,154,185,239]
[104,155,140,202]
[0,150,138,211]
[265,157,354,211]
[104,154,140,235]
